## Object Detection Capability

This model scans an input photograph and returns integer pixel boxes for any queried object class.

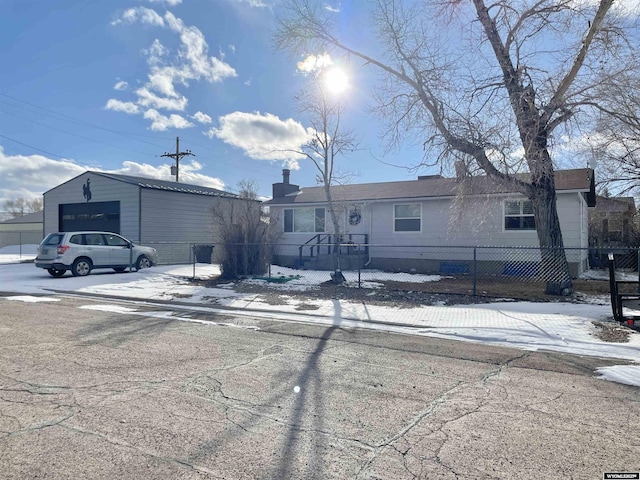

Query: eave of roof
[93,172,239,198]
[266,168,595,206]
[0,210,44,224]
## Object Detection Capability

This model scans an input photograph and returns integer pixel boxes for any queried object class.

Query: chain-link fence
[127,241,640,299]
[1,232,633,299]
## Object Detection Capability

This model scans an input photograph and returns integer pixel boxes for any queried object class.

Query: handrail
[298,234,369,265]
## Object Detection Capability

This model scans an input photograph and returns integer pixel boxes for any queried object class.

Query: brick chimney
[272,168,300,198]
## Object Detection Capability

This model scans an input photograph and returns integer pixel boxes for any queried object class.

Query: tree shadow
[183,304,345,478]
[75,315,174,347]
[271,324,339,479]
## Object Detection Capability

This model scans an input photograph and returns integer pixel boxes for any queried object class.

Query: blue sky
[0,0,428,205]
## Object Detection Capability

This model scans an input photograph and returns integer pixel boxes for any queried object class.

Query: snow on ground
[0,244,37,263]
[0,261,639,388]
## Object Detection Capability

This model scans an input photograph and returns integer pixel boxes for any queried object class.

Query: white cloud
[0,147,85,204]
[143,39,169,66]
[229,0,269,7]
[136,87,188,111]
[111,7,165,27]
[109,160,225,190]
[147,0,183,5]
[143,109,194,131]
[109,8,237,131]
[113,80,129,91]
[147,67,182,98]
[323,3,340,13]
[206,111,313,168]
[191,111,212,124]
[105,99,140,115]
[0,146,225,204]
[297,53,333,74]
[163,12,237,82]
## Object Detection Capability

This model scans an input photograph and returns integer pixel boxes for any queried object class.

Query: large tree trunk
[529,175,573,295]
[324,184,345,284]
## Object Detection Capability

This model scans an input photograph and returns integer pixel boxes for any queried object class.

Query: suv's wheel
[47,268,65,278]
[136,255,151,270]
[72,258,92,277]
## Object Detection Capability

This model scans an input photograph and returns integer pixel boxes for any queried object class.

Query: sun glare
[323,67,349,95]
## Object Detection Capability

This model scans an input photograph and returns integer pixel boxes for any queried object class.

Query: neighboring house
[266,168,596,276]
[588,195,638,269]
[0,210,44,249]
[589,195,637,247]
[43,171,242,263]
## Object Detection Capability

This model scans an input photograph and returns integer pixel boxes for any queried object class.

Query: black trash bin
[194,245,214,263]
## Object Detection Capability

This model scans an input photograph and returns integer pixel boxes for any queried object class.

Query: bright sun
[323,67,349,95]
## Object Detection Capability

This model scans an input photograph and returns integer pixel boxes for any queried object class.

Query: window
[85,233,106,246]
[394,204,421,232]
[284,208,325,233]
[505,200,535,230]
[105,234,129,247]
[43,234,64,246]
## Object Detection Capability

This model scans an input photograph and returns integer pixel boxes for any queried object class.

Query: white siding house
[266,168,596,276]
[43,171,242,263]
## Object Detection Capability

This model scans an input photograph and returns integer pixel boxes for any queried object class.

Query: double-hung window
[504,199,535,230]
[284,208,325,233]
[394,203,421,232]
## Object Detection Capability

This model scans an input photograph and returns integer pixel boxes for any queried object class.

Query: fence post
[19,232,22,259]
[473,247,477,296]
[193,244,196,280]
[637,248,640,294]
[358,247,362,289]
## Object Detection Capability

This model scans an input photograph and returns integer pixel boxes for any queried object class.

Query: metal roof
[91,172,239,198]
[0,210,43,224]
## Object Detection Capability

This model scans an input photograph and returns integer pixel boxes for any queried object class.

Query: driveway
[0,294,639,479]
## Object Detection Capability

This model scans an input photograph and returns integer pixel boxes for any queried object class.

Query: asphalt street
[0,294,638,479]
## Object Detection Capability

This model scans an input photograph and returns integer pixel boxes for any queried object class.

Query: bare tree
[291,70,359,283]
[586,84,640,197]
[275,0,638,294]
[3,197,43,218]
[212,181,279,279]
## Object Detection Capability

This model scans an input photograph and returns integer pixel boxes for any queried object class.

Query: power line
[0,133,67,159]
[0,93,171,148]
[0,107,158,158]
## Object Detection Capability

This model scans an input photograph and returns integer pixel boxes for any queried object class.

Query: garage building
[44,171,241,263]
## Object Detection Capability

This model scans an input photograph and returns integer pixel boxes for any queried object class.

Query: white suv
[35,232,158,277]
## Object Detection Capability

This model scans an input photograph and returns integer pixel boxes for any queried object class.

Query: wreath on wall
[348,206,362,226]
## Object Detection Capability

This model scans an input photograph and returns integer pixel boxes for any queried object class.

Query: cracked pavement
[0,295,638,479]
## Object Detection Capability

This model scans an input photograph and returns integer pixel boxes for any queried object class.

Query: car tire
[113,267,127,273]
[47,268,65,278]
[136,255,152,271]
[72,258,92,277]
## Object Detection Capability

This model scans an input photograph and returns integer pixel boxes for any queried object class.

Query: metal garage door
[59,201,120,233]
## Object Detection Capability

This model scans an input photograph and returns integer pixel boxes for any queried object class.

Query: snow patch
[596,365,640,387]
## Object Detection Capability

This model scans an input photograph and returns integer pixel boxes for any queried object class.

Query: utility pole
[161,137,194,182]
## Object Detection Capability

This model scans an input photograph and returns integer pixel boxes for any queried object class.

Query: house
[589,195,637,247]
[266,168,596,277]
[588,195,637,269]
[43,171,242,263]
[0,210,44,249]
